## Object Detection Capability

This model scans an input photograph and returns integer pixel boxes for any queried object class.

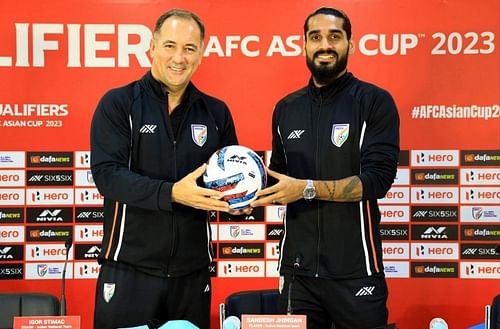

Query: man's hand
[172,163,231,212]
[250,169,305,207]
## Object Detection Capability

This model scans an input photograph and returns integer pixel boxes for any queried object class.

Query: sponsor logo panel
[219,207,264,222]
[26,207,73,223]
[208,262,217,277]
[75,151,91,168]
[411,169,458,185]
[379,187,410,204]
[0,245,24,261]
[379,224,409,240]
[218,243,264,258]
[218,224,265,241]
[217,260,265,278]
[26,226,72,242]
[74,169,95,187]
[266,260,279,277]
[0,170,25,187]
[460,187,500,204]
[25,243,73,261]
[74,261,100,279]
[460,243,499,260]
[461,150,500,166]
[380,205,409,223]
[74,188,104,205]
[393,168,409,186]
[460,168,500,185]
[27,152,73,168]
[265,242,280,259]
[411,206,458,222]
[410,243,459,260]
[411,225,458,240]
[265,205,287,223]
[26,188,74,205]
[383,261,410,278]
[25,262,73,280]
[0,207,24,223]
[75,224,104,243]
[211,224,218,241]
[266,224,284,241]
[460,262,500,279]
[75,207,105,223]
[0,226,25,243]
[0,188,25,205]
[411,150,459,167]
[411,187,459,204]
[208,210,218,222]
[460,205,499,223]
[461,225,500,241]
[26,170,73,186]
[0,152,25,168]
[0,263,23,279]
[411,262,459,278]
[382,242,409,259]
[75,244,101,260]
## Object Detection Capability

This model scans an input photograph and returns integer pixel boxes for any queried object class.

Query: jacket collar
[141,71,202,108]
[308,72,353,103]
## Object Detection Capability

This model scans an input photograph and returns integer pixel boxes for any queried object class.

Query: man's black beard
[306,50,349,86]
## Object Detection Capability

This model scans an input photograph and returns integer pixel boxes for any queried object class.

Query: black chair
[219,289,279,328]
[490,294,500,329]
[0,293,60,329]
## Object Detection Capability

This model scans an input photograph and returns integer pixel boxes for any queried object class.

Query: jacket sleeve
[268,103,287,186]
[358,88,400,200]
[90,89,173,211]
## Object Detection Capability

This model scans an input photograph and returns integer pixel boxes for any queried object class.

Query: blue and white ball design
[203,145,267,210]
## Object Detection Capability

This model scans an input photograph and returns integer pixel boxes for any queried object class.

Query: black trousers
[94,262,211,329]
[278,274,388,329]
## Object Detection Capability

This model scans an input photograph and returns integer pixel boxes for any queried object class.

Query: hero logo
[79,226,104,240]
[462,188,500,204]
[463,169,500,184]
[412,150,458,167]
[77,264,100,277]
[219,261,265,277]
[412,188,458,203]
[414,243,457,259]
[27,189,73,205]
[0,172,22,184]
[0,189,24,205]
[382,243,408,259]
[380,188,409,204]
[380,206,408,222]
[463,263,500,278]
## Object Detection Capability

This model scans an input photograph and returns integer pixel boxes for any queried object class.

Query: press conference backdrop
[0,0,498,328]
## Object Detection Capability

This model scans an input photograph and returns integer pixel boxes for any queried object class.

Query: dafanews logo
[219,207,264,222]
[461,225,500,241]
[461,150,500,166]
[0,207,24,223]
[411,206,458,222]
[411,169,458,185]
[218,243,264,258]
[27,152,73,168]
[26,226,72,242]
[411,262,458,278]
[411,225,458,240]
[461,243,499,260]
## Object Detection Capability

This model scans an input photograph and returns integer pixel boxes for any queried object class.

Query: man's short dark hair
[304,7,352,40]
[154,8,205,41]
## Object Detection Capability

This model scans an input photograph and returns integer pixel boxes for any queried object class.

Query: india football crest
[191,124,207,147]
[103,282,115,303]
[331,124,349,147]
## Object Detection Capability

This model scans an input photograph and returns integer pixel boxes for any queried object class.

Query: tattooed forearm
[339,176,361,201]
[323,181,336,201]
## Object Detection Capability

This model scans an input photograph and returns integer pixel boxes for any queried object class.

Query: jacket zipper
[314,94,322,277]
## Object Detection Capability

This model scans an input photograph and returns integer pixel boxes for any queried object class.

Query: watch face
[303,180,316,200]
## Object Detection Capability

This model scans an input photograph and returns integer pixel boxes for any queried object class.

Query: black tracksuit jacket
[90,71,238,277]
[270,72,400,279]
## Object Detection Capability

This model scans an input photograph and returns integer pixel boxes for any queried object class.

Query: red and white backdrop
[0,0,499,328]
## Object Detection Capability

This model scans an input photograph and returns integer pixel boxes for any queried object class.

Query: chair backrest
[0,293,60,329]
[224,289,279,319]
[491,294,500,329]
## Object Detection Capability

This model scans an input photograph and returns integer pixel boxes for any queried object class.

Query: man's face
[150,16,203,92]
[305,14,353,87]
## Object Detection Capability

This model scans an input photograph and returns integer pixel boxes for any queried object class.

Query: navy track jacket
[91,71,238,277]
[271,72,400,279]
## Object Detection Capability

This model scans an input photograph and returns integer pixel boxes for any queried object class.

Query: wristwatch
[303,179,316,201]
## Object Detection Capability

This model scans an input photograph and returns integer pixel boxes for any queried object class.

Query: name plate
[242,314,306,329]
[14,316,80,329]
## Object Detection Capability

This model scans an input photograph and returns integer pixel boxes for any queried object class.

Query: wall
[0,0,499,328]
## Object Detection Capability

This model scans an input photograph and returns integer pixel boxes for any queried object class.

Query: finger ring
[272,200,276,204]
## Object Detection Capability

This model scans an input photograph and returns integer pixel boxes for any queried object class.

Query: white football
[203,145,267,210]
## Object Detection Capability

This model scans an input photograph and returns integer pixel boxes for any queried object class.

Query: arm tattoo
[342,176,361,201]
[323,181,336,201]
